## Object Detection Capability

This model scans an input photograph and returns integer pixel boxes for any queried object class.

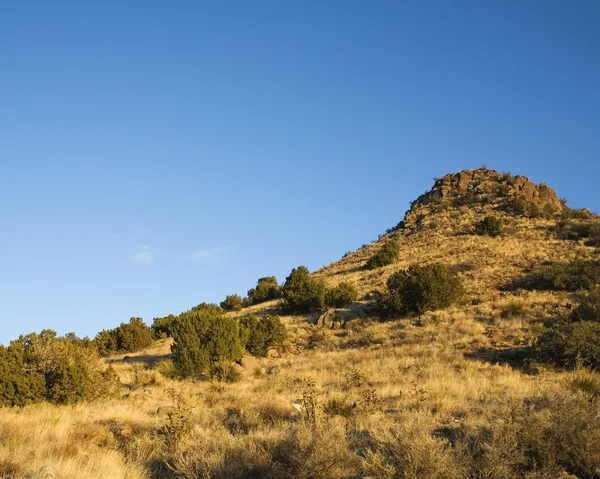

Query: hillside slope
[2,168,600,479]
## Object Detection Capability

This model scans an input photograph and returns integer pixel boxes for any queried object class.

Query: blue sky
[1,1,599,343]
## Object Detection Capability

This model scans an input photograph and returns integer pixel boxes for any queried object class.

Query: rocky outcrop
[403,168,563,227]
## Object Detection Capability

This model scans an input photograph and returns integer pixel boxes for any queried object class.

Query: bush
[282,266,326,312]
[247,276,281,305]
[220,294,243,312]
[535,321,600,369]
[93,317,154,356]
[474,216,501,237]
[191,302,224,314]
[381,264,464,319]
[517,260,600,292]
[240,315,287,357]
[0,330,119,406]
[554,219,600,246]
[325,282,359,308]
[171,310,244,378]
[572,287,600,322]
[366,241,399,269]
[210,362,241,383]
[151,314,177,338]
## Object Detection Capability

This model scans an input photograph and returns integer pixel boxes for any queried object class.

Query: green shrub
[474,216,501,237]
[381,264,464,319]
[554,219,600,246]
[535,321,600,370]
[572,288,600,322]
[247,276,281,305]
[518,260,600,292]
[210,362,241,383]
[171,310,244,378]
[93,317,154,356]
[191,302,225,314]
[117,317,154,352]
[325,282,358,308]
[220,294,243,311]
[151,314,177,338]
[366,241,400,269]
[240,315,287,357]
[282,266,326,312]
[0,345,45,407]
[0,330,119,406]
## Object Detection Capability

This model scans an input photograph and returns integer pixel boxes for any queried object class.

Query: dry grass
[2,205,599,478]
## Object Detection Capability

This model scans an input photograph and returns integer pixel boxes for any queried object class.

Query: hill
[2,168,600,479]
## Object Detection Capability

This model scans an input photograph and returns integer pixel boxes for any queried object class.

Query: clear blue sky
[1,1,599,343]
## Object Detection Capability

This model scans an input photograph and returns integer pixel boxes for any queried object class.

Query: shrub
[366,241,400,269]
[517,260,600,292]
[247,276,282,305]
[117,317,154,352]
[239,315,287,357]
[572,287,600,321]
[171,310,244,378]
[282,266,326,312]
[474,216,501,237]
[325,282,359,307]
[151,314,177,338]
[93,317,153,356]
[220,294,243,311]
[535,321,600,369]
[210,362,241,383]
[554,219,600,246]
[191,302,224,314]
[0,330,119,406]
[381,264,464,320]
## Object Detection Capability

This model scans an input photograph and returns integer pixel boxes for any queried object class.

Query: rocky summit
[403,168,564,228]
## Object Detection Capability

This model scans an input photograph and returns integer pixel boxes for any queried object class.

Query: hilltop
[2,168,600,479]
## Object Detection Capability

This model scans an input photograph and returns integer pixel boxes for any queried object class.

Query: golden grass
[2,206,599,478]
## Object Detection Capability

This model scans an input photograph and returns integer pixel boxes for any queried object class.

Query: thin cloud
[187,246,232,264]
[129,246,154,264]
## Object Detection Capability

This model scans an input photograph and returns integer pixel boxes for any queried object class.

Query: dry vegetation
[2,169,600,478]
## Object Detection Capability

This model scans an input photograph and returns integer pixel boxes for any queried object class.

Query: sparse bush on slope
[151,314,178,338]
[325,282,358,307]
[0,330,119,406]
[171,310,244,378]
[93,317,153,356]
[247,276,282,305]
[239,315,287,357]
[282,266,326,312]
[535,321,600,370]
[381,264,464,320]
[220,294,244,311]
[474,215,501,237]
[517,260,600,292]
[366,241,400,269]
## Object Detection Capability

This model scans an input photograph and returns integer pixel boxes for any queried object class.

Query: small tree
[220,294,244,312]
[325,282,359,307]
[281,266,326,312]
[240,315,287,357]
[366,241,400,269]
[247,276,281,305]
[171,310,243,378]
[474,216,501,237]
[382,264,464,322]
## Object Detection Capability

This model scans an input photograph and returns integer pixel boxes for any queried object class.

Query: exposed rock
[403,168,564,227]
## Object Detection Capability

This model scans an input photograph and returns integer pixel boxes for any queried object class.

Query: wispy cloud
[187,246,232,264]
[129,246,154,264]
